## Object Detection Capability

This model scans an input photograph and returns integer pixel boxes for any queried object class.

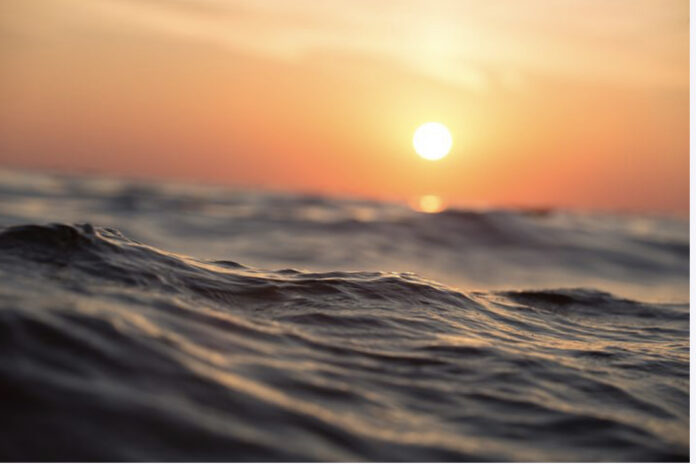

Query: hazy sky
[0,0,689,213]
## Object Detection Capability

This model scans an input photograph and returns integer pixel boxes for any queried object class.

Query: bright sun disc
[413,122,452,161]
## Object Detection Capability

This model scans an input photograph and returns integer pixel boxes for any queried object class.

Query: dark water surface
[0,170,689,461]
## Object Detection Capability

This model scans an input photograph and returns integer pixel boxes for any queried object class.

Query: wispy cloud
[16,0,686,92]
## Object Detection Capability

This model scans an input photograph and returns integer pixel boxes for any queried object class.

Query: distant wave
[0,223,688,461]
[0,169,688,303]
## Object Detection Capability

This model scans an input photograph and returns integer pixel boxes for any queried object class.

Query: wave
[0,223,688,461]
[0,170,687,304]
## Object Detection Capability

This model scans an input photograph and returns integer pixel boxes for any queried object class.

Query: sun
[413,122,452,161]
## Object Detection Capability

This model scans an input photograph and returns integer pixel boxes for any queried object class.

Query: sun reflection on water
[412,195,446,214]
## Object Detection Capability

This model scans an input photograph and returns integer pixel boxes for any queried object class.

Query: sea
[0,169,689,461]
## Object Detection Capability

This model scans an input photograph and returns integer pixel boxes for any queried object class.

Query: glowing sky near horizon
[0,0,689,213]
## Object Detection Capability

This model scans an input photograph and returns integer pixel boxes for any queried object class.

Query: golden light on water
[413,122,452,161]
[412,195,446,213]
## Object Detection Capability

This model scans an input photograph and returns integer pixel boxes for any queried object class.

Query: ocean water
[0,169,689,461]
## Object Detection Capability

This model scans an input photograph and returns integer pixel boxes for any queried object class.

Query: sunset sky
[0,0,689,213]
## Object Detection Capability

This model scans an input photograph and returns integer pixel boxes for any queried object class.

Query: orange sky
[0,0,689,213]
